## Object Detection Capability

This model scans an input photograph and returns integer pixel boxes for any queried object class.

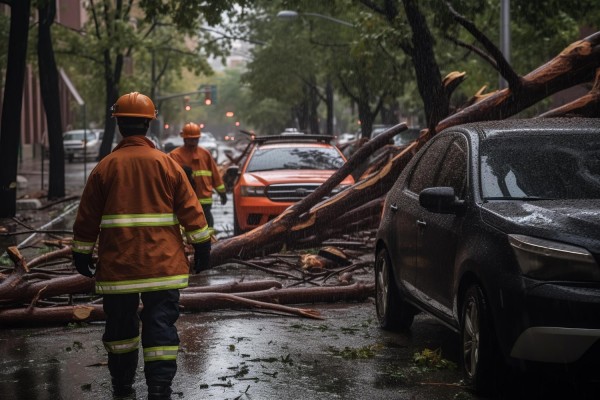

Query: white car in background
[62,129,103,162]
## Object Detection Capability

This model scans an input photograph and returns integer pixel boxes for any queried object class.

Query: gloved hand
[72,251,96,278]
[219,192,228,206]
[193,241,211,273]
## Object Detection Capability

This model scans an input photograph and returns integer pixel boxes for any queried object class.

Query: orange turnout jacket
[72,136,209,294]
[169,146,225,205]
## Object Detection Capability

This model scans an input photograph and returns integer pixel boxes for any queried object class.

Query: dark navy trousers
[102,289,180,386]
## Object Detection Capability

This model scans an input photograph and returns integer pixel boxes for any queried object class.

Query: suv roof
[252,134,334,144]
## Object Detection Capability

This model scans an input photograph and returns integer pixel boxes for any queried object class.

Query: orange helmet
[180,122,201,139]
[111,92,157,119]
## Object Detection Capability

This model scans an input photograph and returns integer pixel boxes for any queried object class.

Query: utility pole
[499,0,510,90]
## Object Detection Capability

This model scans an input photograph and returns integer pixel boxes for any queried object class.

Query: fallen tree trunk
[0,282,374,325]
[0,274,94,303]
[180,282,374,310]
[538,67,600,118]
[182,293,324,320]
[183,279,282,293]
[0,304,104,325]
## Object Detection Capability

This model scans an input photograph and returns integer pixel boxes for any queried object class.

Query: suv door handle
[390,204,398,212]
[416,219,427,227]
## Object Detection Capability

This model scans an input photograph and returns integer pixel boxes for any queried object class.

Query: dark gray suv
[375,118,600,394]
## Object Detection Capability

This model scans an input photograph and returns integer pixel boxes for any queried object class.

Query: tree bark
[537,68,600,118]
[0,0,31,217]
[38,0,66,199]
[402,0,449,131]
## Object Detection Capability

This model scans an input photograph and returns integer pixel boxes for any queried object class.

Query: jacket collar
[113,135,156,152]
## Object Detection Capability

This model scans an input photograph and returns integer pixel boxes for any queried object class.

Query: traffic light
[204,90,212,106]
[184,96,191,111]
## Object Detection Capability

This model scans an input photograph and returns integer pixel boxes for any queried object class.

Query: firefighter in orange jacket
[169,122,227,228]
[72,92,211,399]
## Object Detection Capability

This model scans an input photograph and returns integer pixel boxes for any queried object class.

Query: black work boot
[112,383,134,398]
[147,384,172,399]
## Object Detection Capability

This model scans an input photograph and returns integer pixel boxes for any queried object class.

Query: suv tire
[375,248,416,331]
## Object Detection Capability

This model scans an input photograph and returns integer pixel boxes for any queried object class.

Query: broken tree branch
[433,31,600,136]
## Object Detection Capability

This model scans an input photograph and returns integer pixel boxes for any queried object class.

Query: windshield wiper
[484,196,556,201]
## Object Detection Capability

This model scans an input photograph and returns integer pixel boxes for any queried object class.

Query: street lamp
[276,10,354,136]
[499,0,510,90]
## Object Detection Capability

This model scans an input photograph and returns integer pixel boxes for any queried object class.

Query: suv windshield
[247,147,344,172]
[480,133,600,200]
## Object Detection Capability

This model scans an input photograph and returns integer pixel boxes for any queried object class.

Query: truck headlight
[509,234,600,281]
[240,185,265,197]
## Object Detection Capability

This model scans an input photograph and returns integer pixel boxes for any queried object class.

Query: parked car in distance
[370,124,421,146]
[228,134,355,235]
[336,133,357,147]
[63,129,103,162]
[393,127,421,146]
[375,118,600,394]
[369,124,395,140]
[162,131,219,160]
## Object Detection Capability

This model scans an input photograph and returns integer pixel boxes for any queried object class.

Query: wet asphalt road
[2,155,599,399]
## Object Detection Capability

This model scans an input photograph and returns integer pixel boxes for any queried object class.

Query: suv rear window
[247,147,344,172]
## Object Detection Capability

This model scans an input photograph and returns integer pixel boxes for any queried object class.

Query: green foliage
[328,344,380,359]
[412,348,456,371]
[51,1,240,128]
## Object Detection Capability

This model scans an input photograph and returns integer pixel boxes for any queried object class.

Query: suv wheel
[375,248,416,330]
[461,284,498,394]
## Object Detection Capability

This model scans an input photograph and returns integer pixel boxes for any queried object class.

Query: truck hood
[481,200,600,252]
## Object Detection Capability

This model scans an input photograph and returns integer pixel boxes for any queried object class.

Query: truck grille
[266,183,321,202]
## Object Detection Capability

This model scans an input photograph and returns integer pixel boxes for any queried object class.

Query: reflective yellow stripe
[72,240,95,254]
[192,170,212,177]
[104,336,140,354]
[215,184,225,191]
[144,346,178,362]
[100,213,179,228]
[95,275,189,294]
[186,226,210,243]
[199,197,213,205]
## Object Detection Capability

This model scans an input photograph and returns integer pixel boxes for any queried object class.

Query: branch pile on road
[0,230,377,326]
[1,33,600,326]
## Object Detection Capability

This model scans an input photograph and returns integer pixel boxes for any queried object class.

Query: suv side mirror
[419,187,464,214]
[224,165,240,191]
